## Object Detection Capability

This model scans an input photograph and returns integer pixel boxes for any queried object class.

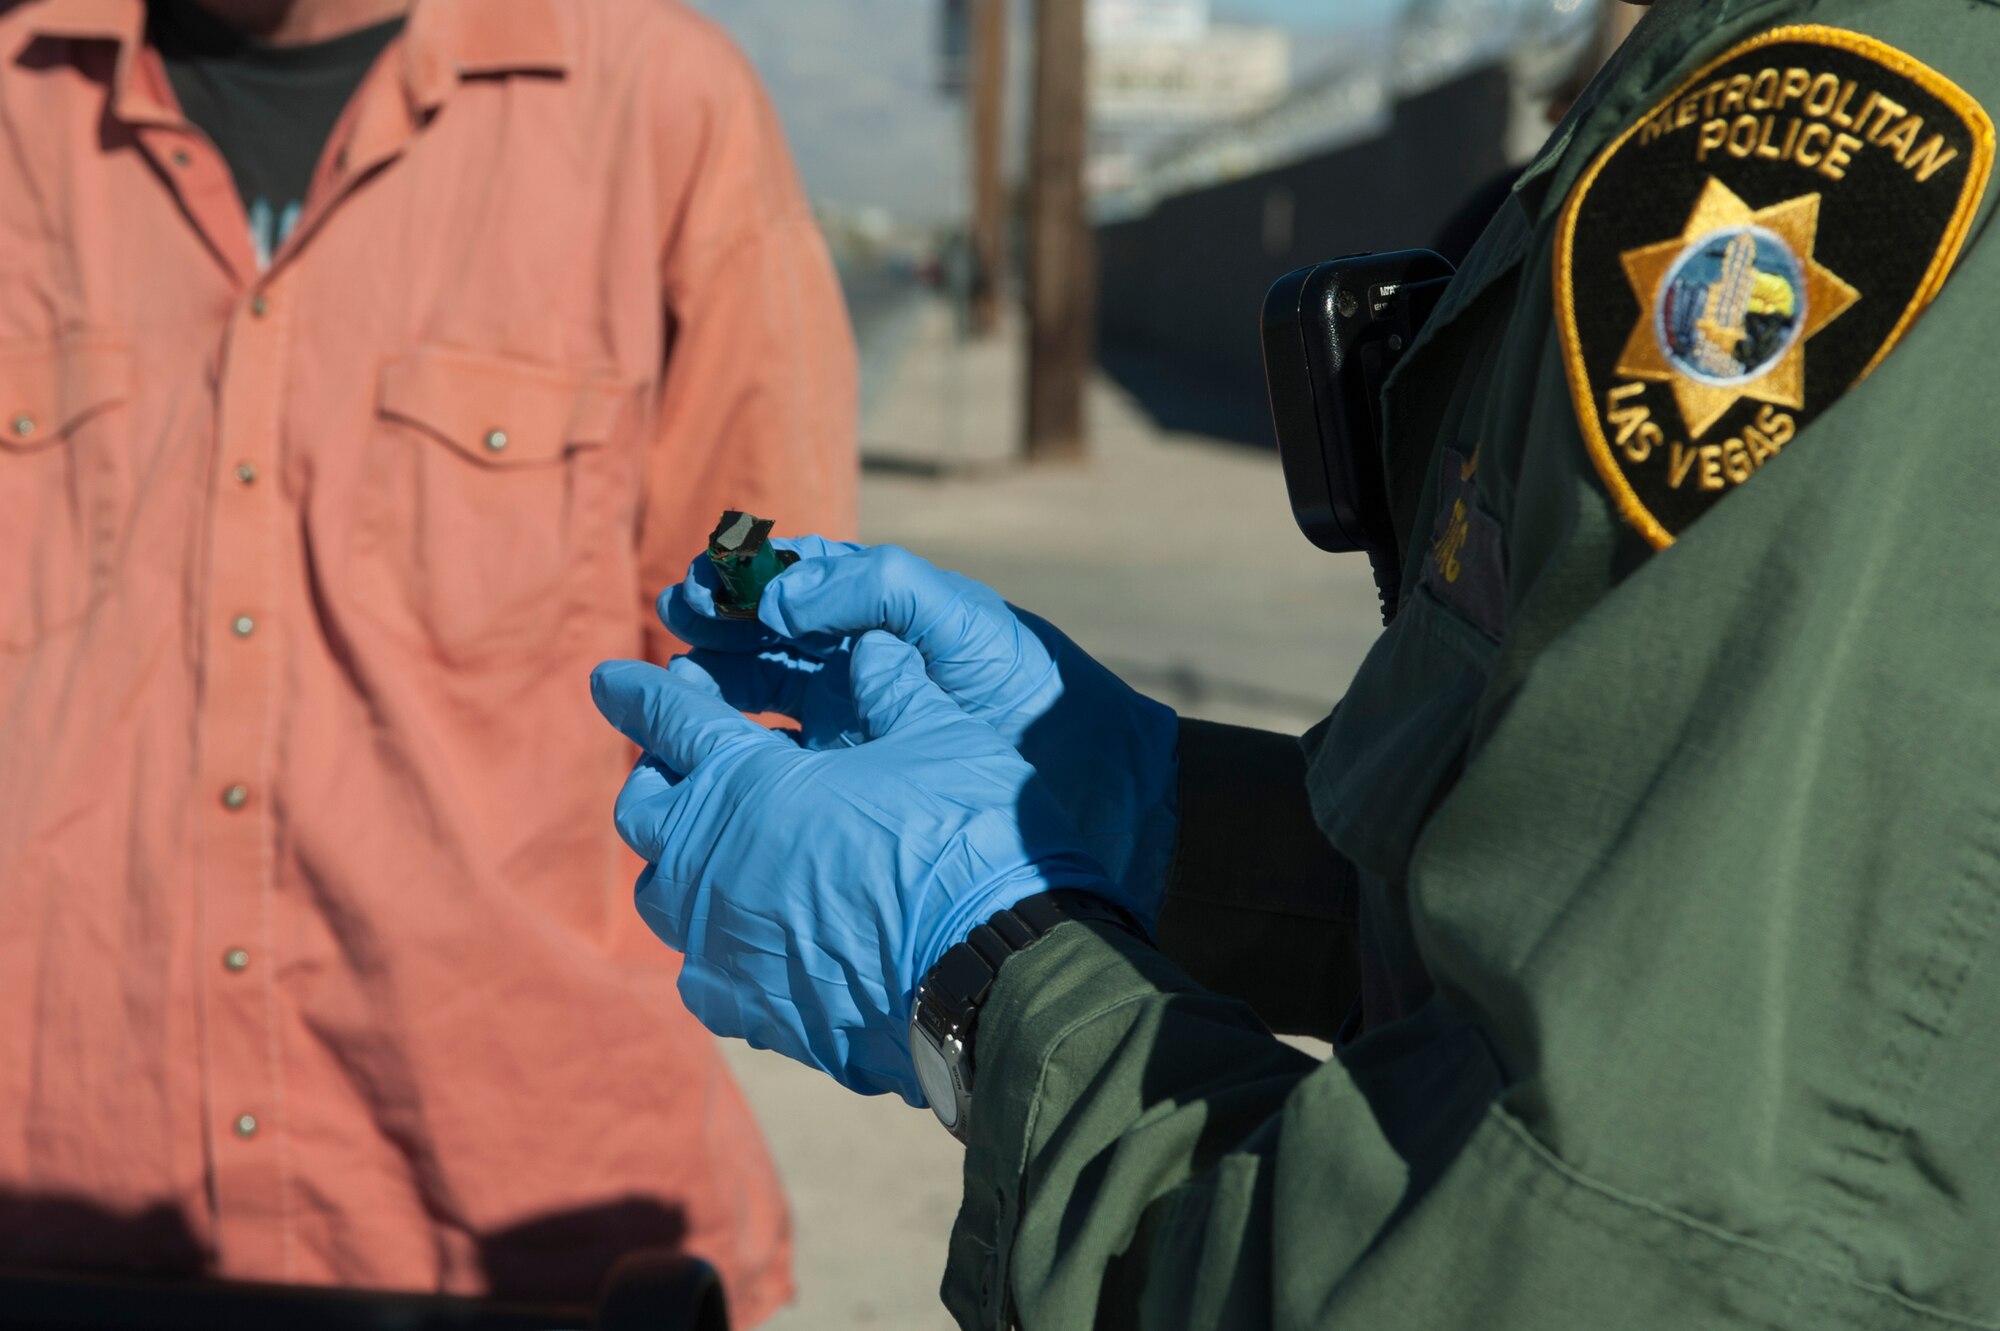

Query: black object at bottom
[595,1251,727,1331]
[0,1250,726,1331]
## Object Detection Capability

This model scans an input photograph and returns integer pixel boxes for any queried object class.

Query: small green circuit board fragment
[707,511,796,619]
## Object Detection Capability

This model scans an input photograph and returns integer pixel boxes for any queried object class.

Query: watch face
[912,1037,961,1130]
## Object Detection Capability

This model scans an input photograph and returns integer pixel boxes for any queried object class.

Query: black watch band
[909,891,1145,1140]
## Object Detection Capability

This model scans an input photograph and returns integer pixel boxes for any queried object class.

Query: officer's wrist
[915,863,1126,994]
[908,888,1148,1140]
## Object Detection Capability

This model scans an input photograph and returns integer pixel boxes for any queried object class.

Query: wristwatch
[909,890,1145,1141]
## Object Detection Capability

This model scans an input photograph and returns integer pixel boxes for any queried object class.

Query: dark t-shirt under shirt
[148,1,404,267]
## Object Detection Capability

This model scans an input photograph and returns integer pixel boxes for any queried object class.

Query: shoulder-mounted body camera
[1261,250,1455,625]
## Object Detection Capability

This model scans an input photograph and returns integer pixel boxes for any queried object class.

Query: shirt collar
[400,0,569,110]
[20,0,133,43]
[19,0,570,113]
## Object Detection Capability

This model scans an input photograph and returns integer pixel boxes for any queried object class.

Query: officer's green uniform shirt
[942,0,2000,1326]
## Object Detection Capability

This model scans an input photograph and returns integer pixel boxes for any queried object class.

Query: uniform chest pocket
[0,340,131,654]
[359,346,631,667]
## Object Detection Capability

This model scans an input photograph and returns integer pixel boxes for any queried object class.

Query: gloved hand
[590,633,1122,1103]
[663,539,1180,920]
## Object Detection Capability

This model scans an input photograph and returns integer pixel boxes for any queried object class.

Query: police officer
[589,0,2000,1325]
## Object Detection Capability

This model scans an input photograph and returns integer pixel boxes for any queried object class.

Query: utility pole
[968,0,1008,336]
[1024,0,1092,462]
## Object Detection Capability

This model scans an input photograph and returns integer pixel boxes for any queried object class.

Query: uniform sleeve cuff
[941,919,1196,1327]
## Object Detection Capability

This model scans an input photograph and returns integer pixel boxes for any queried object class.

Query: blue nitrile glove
[590,633,1123,1104]
[665,536,869,752]
[663,540,1180,921]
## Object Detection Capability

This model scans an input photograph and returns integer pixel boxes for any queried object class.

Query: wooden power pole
[1024,0,1092,462]
[968,0,1008,336]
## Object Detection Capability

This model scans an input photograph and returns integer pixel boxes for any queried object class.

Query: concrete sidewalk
[728,298,1384,1329]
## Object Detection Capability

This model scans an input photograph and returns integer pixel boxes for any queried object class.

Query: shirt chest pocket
[358,346,632,667]
[0,340,131,654]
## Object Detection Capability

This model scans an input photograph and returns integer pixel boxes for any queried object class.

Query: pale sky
[1222,0,1403,25]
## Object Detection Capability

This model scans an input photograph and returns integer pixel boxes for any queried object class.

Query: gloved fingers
[591,658,780,774]
[661,562,778,653]
[612,757,684,864]
[663,652,724,694]
[660,536,867,654]
[769,534,868,561]
[759,545,996,663]
[678,647,818,719]
[849,630,976,742]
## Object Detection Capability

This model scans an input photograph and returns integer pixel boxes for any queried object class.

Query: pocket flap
[0,339,131,452]
[378,345,626,467]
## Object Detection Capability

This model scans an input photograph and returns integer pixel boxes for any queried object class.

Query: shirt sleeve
[638,31,859,664]
[1154,720,1361,1040]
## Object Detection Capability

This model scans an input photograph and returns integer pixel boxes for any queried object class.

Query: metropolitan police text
[1639,65,1961,185]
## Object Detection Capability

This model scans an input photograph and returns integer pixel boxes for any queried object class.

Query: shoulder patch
[1556,25,1994,549]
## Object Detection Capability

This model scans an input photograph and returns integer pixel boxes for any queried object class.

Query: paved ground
[729,298,1382,1330]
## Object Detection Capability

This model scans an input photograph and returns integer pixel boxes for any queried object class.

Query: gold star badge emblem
[1614,178,1860,440]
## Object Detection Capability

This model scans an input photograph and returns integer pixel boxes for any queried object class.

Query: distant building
[1088,0,1291,196]
[1089,0,1210,44]
[1092,50,1390,216]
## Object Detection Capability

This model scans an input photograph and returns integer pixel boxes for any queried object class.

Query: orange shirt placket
[121,38,302,1277]
[198,278,294,1275]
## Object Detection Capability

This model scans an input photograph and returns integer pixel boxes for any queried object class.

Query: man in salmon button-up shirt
[0,0,856,1321]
